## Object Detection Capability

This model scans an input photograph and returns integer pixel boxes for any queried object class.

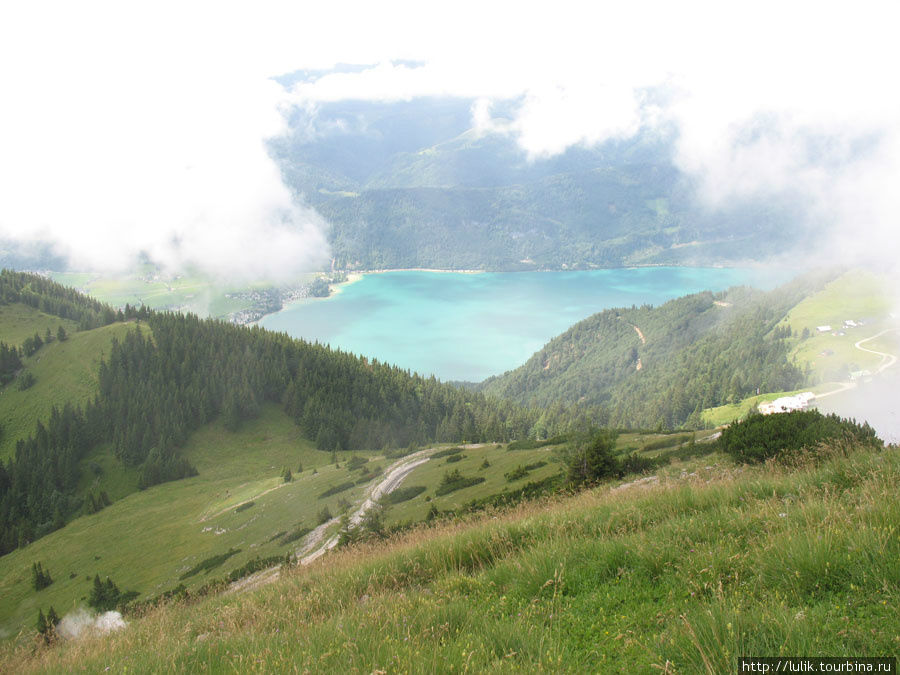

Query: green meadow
[0,317,134,460]
[0,405,352,637]
[702,270,898,427]
[50,271,317,320]
[0,303,79,348]
[5,439,896,672]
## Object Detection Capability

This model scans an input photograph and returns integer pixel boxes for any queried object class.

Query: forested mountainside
[479,271,837,429]
[271,98,806,271]
[0,271,597,556]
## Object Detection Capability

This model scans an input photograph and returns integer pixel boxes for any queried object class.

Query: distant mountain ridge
[272,97,808,271]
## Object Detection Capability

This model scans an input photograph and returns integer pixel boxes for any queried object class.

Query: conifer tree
[36,609,48,636]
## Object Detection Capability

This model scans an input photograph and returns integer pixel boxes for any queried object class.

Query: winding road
[297,448,434,564]
[816,327,898,400]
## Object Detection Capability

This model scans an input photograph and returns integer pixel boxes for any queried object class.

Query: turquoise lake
[260,267,793,382]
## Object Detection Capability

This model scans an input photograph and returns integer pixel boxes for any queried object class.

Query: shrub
[719,410,880,463]
[435,469,485,496]
[566,430,619,486]
[278,514,312,546]
[17,371,36,390]
[382,485,427,504]
[318,481,355,499]
[431,447,464,459]
[507,434,571,451]
[179,548,241,580]
[31,562,52,590]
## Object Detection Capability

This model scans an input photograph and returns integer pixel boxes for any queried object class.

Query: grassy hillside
[0,405,346,637]
[0,395,687,640]
[0,316,133,460]
[0,303,79,349]
[5,438,895,672]
[49,271,309,321]
[779,270,895,383]
[701,270,899,426]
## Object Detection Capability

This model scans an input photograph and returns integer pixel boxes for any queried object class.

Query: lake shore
[259,266,790,381]
[351,268,485,275]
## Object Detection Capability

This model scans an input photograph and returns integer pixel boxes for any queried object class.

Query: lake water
[260,267,792,382]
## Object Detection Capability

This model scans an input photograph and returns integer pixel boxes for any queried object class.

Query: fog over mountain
[0,1,897,285]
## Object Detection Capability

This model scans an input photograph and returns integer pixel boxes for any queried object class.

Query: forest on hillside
[479,271,837,429]
[269,98,806,272]
[0,271,600,556]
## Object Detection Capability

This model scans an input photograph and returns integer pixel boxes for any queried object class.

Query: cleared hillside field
[781,270,894,382]
[5,440,896,672]
[0,405,366,638]
[701,270,899,427]
[0,319,135,460]
[0,302,79,348]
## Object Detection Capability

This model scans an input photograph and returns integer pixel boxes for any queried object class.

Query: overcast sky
[1,0,898,280]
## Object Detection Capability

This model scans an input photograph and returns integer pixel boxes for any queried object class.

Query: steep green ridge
[480,272,837,429]
[0,409,572,638]
[6,438,895,672]
[0,405,337,638]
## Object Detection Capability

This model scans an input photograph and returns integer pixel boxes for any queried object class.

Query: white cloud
[1,0,898,277]
[0,1,332,280]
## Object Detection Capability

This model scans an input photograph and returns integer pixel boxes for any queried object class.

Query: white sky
[1,0,898,279]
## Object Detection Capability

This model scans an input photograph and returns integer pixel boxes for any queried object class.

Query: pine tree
[31,561,52,590]
[36,609,48,636]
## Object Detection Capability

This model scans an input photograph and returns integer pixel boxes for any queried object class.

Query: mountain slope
[0,271,591,561]
[271,98,808,271]
[0,316,132,461]
[6,439,895,672]
[479,272,838,429]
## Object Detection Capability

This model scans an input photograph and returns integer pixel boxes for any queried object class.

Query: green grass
[6,441,896,672]
[0,404,383,638]
[381,444,563,526]
[701,270,899,427]
[0,320,135,460]
[0,302,79,349]
[780,269,894,382]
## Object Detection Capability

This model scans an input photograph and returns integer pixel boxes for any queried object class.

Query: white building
[758,392,816,415]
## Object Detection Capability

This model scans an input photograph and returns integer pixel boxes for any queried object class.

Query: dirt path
[297,448,434,565]
[854,328,898,374]
[815,327,898,400]
[631,324,646,345]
